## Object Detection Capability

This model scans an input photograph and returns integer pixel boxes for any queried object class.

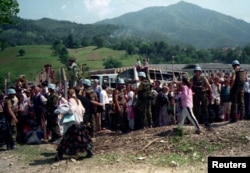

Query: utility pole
[172,56,175,81]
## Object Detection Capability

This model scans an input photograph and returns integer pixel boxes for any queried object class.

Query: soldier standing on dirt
[134,71,153,130]
[46,83,61,143]
[113,78,128,134]
[82,79,98,138]
[190,66,213,131]
[230,60,246,122]
[3,88,18,149]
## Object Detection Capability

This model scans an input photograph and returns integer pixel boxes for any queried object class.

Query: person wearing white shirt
[210,76,222,122]
[99,84,111,129]
[125,84,135,130]
[68,89,85,125]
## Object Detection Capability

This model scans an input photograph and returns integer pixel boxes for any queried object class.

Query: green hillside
[68,46,135,69]
[0,45,137,89]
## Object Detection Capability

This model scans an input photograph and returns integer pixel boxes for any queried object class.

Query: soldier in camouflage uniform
[3,88,18,149]
[46,83,61,143]
[113,78,128,133]
[82,79,103,137]
[190,66,213,130]
[134,71,153,130]
[230,60,246,122]
[68,57,82,88]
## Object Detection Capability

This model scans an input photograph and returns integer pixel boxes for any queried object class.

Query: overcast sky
[17,0,250,24]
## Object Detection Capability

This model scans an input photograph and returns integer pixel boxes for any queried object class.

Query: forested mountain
[1,1,250,48]
[96,1,250,48]
[0,18,119,46]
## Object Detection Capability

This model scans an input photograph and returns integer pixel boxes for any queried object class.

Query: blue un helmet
[82,79,91,87]
[194,66,202,73]
[117,78,125,84]
[48,83,56,90]
[7,88,16,95]
[138,71,146,78]
[232,60,240,66]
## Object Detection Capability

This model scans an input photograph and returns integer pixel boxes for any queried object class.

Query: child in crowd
[176,77,201,136]
[220,77,231,121]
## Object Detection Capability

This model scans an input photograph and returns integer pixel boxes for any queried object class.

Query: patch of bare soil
[0,120,250,173]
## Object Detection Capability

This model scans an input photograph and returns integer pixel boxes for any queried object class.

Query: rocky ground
[0,120,250,173]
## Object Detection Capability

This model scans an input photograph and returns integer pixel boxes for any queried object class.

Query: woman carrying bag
[54,88,94,161]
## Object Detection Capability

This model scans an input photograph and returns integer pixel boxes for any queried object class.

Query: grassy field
[0,45,138,88]
[68,46,137,69]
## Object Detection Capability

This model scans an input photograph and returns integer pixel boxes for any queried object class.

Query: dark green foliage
[0,0,19,25]
[0,18,119,47]
[0,0,19,47]
[96,1,250,49]
[65,34,80,48]
[2,2,250,49]
[93,36,105,48]
[51,41,69,64]
[18,48,25,56]
[81,37,90,47]
[103,57,122,69]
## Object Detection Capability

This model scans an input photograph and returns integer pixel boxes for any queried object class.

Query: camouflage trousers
[114,105,129,133]
[134,102,152,130]
[193,92,211,127]
[47,114,61,140]
[230,86,245,120]
[84,113,95,138]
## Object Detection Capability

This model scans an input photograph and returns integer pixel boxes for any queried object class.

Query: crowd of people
[0,59,249,161]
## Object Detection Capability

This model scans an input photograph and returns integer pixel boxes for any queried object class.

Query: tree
[0,0,19,25]
[126,44,135,55]
[51,40,69,64]
[0,0,19,47]
[18,48,25,56]
[103,57,122,69]
[81,37,89,47]
[65,34,75,48]
[93,36,105,48]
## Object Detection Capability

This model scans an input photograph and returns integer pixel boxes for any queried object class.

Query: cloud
[61,4,67,10]
[84,0,111,9]
[243,16,250,24]
[83,0,112,19]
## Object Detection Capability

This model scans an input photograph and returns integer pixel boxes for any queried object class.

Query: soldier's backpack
[235,68,246,86]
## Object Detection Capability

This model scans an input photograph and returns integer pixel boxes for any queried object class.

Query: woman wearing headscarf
[55,88,94,161]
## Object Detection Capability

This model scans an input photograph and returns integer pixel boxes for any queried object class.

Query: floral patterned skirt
[56,122,93,155]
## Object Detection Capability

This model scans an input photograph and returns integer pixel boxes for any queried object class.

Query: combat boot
[86,149,94,158]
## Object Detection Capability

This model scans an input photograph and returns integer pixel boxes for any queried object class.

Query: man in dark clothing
[3,88,18,149]
[230,60,246,122]
[32,86,47,140]
[190,66,213,131]
[81,79,102,137]
[113,78,128,133]
[135,71,153,130]
[74,86,96,135]
[46,83,61,143]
